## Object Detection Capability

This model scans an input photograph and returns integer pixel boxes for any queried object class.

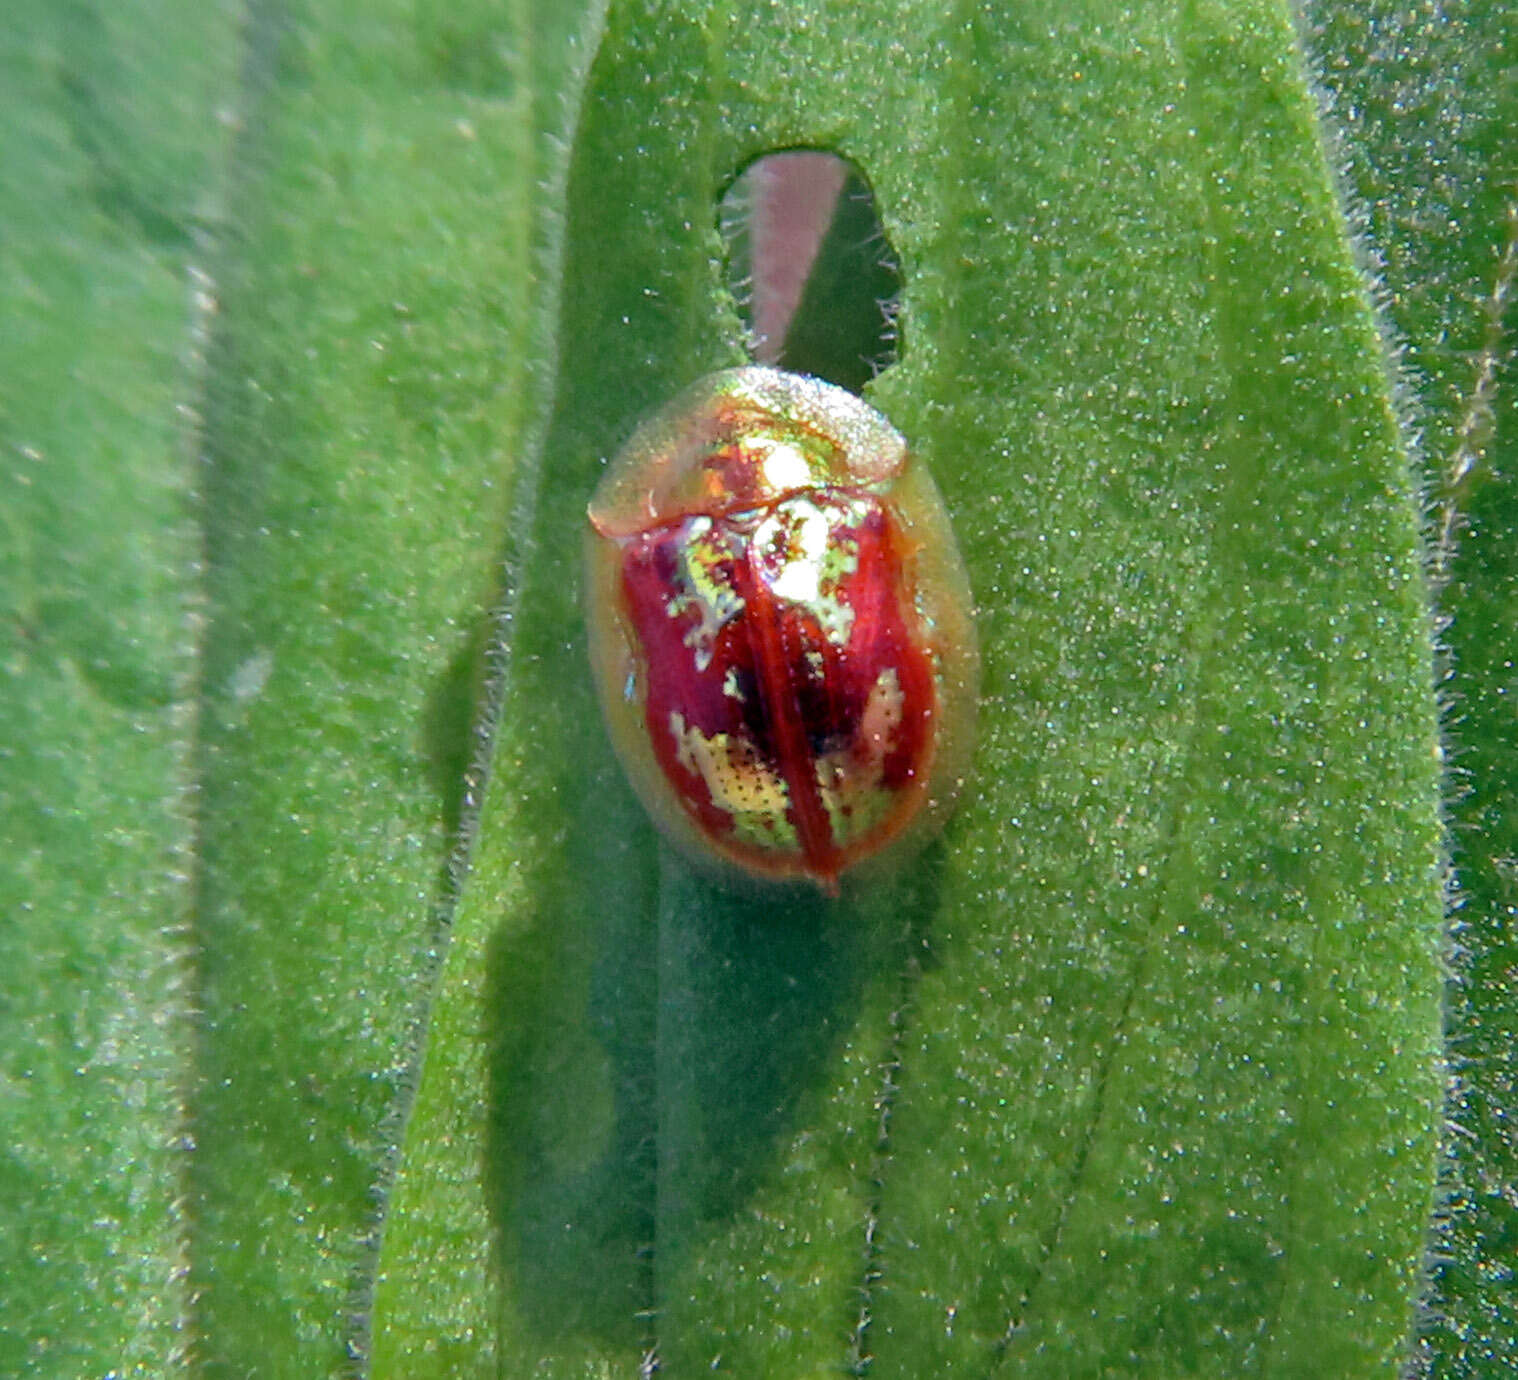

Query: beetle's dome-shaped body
[585,367,978,894]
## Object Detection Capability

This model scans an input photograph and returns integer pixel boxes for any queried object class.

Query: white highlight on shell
[758,438,812,493]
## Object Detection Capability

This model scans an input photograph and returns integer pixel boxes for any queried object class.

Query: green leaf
[1429,361,1518,1379]
[374,0,1447,1374]
[183,1,611,1372]
[1297,2,1518,1370]
[14,0,1511,1373]
[0,2,238,1373]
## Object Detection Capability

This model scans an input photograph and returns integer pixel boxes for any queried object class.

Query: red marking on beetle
[616,489,934,894]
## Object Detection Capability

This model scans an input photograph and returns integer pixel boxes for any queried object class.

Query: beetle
[585,366,978,893]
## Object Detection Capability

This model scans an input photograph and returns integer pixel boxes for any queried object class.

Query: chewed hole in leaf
[719,150,902,395]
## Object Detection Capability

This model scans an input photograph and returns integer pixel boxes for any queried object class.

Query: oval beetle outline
[585,366,978,894]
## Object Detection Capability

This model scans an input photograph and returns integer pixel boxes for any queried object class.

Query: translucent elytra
[585,367,978,893]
